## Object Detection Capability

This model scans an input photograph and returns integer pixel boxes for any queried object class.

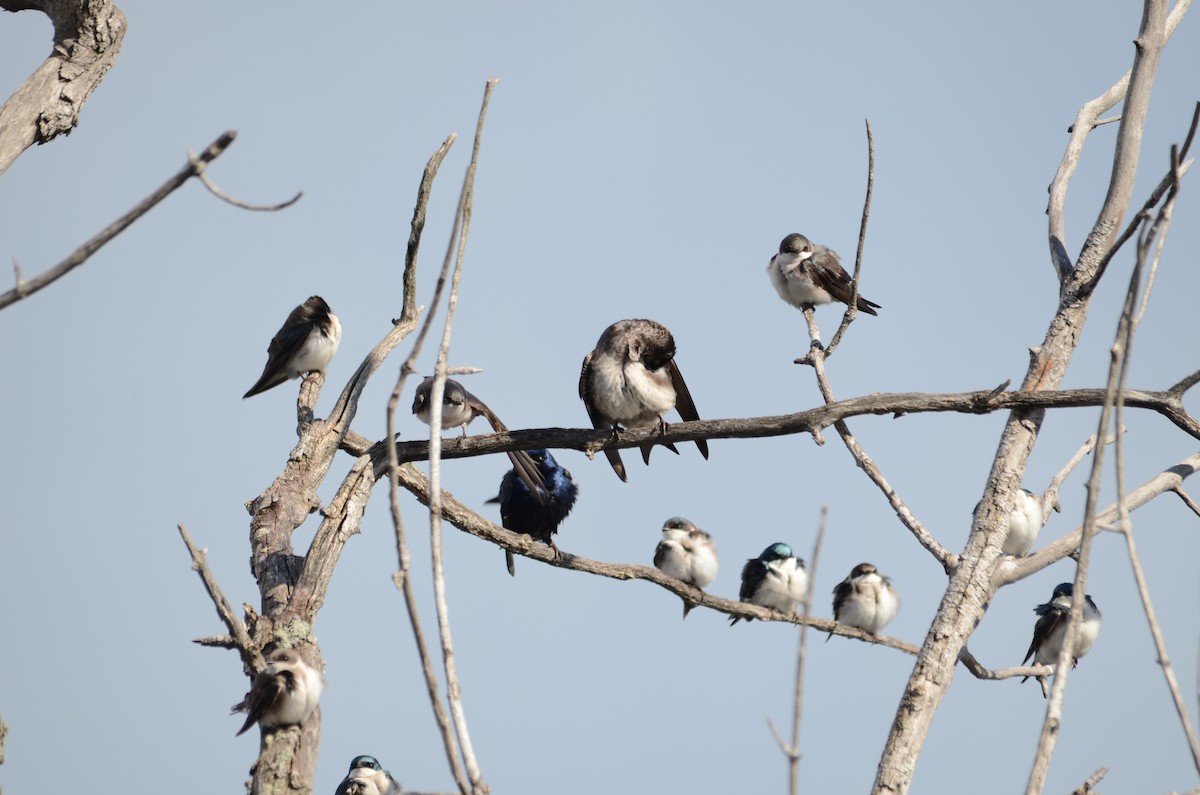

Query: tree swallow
[231,648,324,735]
[487,448,578,576]
[653,516,719,618]
[244,296,342,398]
[973,488,1045,556]
[579,319,709,482]
[730,543,809,625]
[1022,582,1102,694]
[831,562,900,636]
[412,376,548,502]
[335,755,401,795]
[767,233,881,315]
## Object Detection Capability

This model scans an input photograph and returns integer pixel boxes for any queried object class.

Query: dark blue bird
[488,449,578,576]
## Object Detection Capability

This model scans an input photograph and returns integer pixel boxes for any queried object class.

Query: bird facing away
[730,543,809,625]
[972,487,1046,557]
[411,376,548,502]
[244,296,342,398]
[831,562,900,636]
[231,648,324,735]
[1022,582,1102,695]
[654,516,720,618]
[579,318,709,482]
[1002,488,1045,556]
[488,448,579,576]
[334,755,402,795]
[767,233,881,315]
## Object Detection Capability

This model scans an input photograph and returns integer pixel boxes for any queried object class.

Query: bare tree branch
[0,131,235,310]
[347,380,1200,471]
[782,508,827,795]
[187,147,302,211]
[1045,0,1190,281]
[1041,430,1123,517]
[0,0,126,175]
[1071,767,1109,794]
[177,523,255,661]
[381,133,470,795]
[825,120,874,356]
[423,77,500,795]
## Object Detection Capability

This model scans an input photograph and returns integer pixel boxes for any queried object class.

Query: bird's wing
[668,360,709,460]
[468,390,548,504]
[580,351,628,481]
[808,248,881,315]
[232,669,293,735]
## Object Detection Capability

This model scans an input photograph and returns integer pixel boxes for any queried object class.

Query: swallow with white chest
[579,319,708,482]
[767,233,880,316]
[244,296,341,398]
[231,648,324,735]
[654,516,719,618]
[730,542,809,625]
[831,562,899,637]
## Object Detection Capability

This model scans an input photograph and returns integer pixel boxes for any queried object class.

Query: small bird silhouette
[334,755,401,795]
[654,516,719,618]
[231,648,324,735]
[730,543,809,625]
[767,233,880,315]
[244,296,341,398]
[412,376,547,502]
[579,319,708,482]
[1022,582,1102,697]
[831,562,900,637]
[488,449,578,576]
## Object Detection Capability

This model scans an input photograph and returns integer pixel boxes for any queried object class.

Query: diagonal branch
[177,523,256,667]
[0,132,235,310]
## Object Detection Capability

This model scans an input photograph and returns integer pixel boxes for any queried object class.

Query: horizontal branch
[957,646,1053,682]
[374,379,1200,464]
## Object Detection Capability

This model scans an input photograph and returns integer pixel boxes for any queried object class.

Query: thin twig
[800,313,957,571]
[1172,487,1200,518]
[0,132,236,310]
[957,647,1053,681]
[1110,148,1200,775]
[177,523,256,666]
[383,136,470,795]
[186,148,302,211]
[790,508,827,794]
[1041,430,1122,516]
[427,77,500,795]
[826,119,875,356]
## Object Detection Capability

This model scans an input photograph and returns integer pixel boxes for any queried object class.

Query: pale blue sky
[1,2,1198,793]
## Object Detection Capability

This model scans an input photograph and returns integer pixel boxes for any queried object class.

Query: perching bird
[334,755,402,795]
[1022,582,1102,696]
[488,448,578,576]
[767,233,881,316]
[579,319,709,482]
[231,648,324,735]
[831,562,900,636]
[412,376,547,503]
[1002,489,1045,556]
[653,516,720,618]
[972,487,1046,556]
[244,296,342,398]
[730,543,809,625]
